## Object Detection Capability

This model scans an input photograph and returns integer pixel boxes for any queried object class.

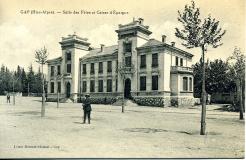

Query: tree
[227,47,245,120]
[35,46,48,117]
[27,64,35,94]
[34,67,43,94]
[193,59,209,98]
[207,59,235,94]
[175,1,226,135]
[15,65,23,93]
[21,68,28,94]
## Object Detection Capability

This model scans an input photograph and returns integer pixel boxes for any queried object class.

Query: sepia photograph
[0,0,245,158]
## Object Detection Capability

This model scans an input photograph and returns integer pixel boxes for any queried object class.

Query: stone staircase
[59,98,74,103]
[112,99,138,107]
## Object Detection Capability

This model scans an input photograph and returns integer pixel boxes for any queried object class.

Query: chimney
[100,44,105,52]
[138,18,144,24]
[162,35,166,43]
[171,42,175,47]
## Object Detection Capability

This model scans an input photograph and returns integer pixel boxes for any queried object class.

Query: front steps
[112,99,138,107]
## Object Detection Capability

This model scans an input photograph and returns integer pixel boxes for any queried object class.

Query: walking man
[7,93,10,103]
[82,94,92,124]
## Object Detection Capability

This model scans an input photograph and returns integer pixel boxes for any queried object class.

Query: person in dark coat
[82,94,92,124]
[7,93,10,103]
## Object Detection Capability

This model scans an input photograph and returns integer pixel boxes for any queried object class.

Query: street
[0,96,244,158]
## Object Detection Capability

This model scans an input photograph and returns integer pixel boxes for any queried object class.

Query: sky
[0,0,245,73]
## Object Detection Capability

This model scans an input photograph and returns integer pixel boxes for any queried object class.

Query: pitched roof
[47,56,62,63]
[140,39,163,48]
[81,45,118,60]
[138,39,193,57]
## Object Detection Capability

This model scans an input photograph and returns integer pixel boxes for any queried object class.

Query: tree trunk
[13,80,15,105]
[57,91,59,108]
[41,64,45,117]
[200,46,206,135]
[238,79,244,120]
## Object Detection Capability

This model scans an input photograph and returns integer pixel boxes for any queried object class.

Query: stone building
[47,18,194,106]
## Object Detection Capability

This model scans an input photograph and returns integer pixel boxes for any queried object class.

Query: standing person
[82,94,92,124]
[7,93,10,103]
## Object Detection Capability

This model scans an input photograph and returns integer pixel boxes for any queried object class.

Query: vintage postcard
[0,0,245,158]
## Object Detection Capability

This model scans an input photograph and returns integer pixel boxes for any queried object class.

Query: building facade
[47,18,194,106]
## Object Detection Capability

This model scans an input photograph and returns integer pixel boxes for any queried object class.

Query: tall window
[98,80,103,92]
[90,63,94,74]
[125,56,131,67]
[183,77,188,91]
[107,61,112,73]
[140,55,146,68]
[82,81,87,92]
[82,64,86,74]
[107,79,112,92]
[116,79,118,91]
[51,66,54,76]
[57,82,61,93]
[189,77,192,91]
[180,58,183,66]
[66,52,71,61]
[176,56,179,66]
[98,62,103,74]
[116,60,118,72]
[50,82,54,93]
[124,42,132,53]
[152,53,158,67]
[152,75,158,90]
[57,65,61,75]
[67,64,71,73]
[140,76,146,91]
[90,80,95,92]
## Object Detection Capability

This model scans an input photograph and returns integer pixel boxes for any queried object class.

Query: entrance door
[66,82,71,98]
[124,78,131,99]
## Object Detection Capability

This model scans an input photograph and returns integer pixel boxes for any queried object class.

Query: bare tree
[227,47,245,120]
[35,46,48,117]
[175,1,226,135]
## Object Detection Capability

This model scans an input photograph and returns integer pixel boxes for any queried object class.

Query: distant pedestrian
[82,94,92,124]
[7,93,10,103]
[206,93,211,104]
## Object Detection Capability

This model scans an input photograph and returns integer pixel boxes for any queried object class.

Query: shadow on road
[122,128,221,136]
[14,111,40,115]
[73,122,84,124]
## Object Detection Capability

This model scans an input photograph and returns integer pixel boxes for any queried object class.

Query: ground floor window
[107,79,112,92]
[189,77,192,91]
[183,77,188,91]
[152,75,158,90]
[57,82,61,93]
[116,79,118,91]
[50,82,54,93]
[98,80,103,92]
[82,81,87,92]
[90,80,95,92]
[140,76,146,91]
